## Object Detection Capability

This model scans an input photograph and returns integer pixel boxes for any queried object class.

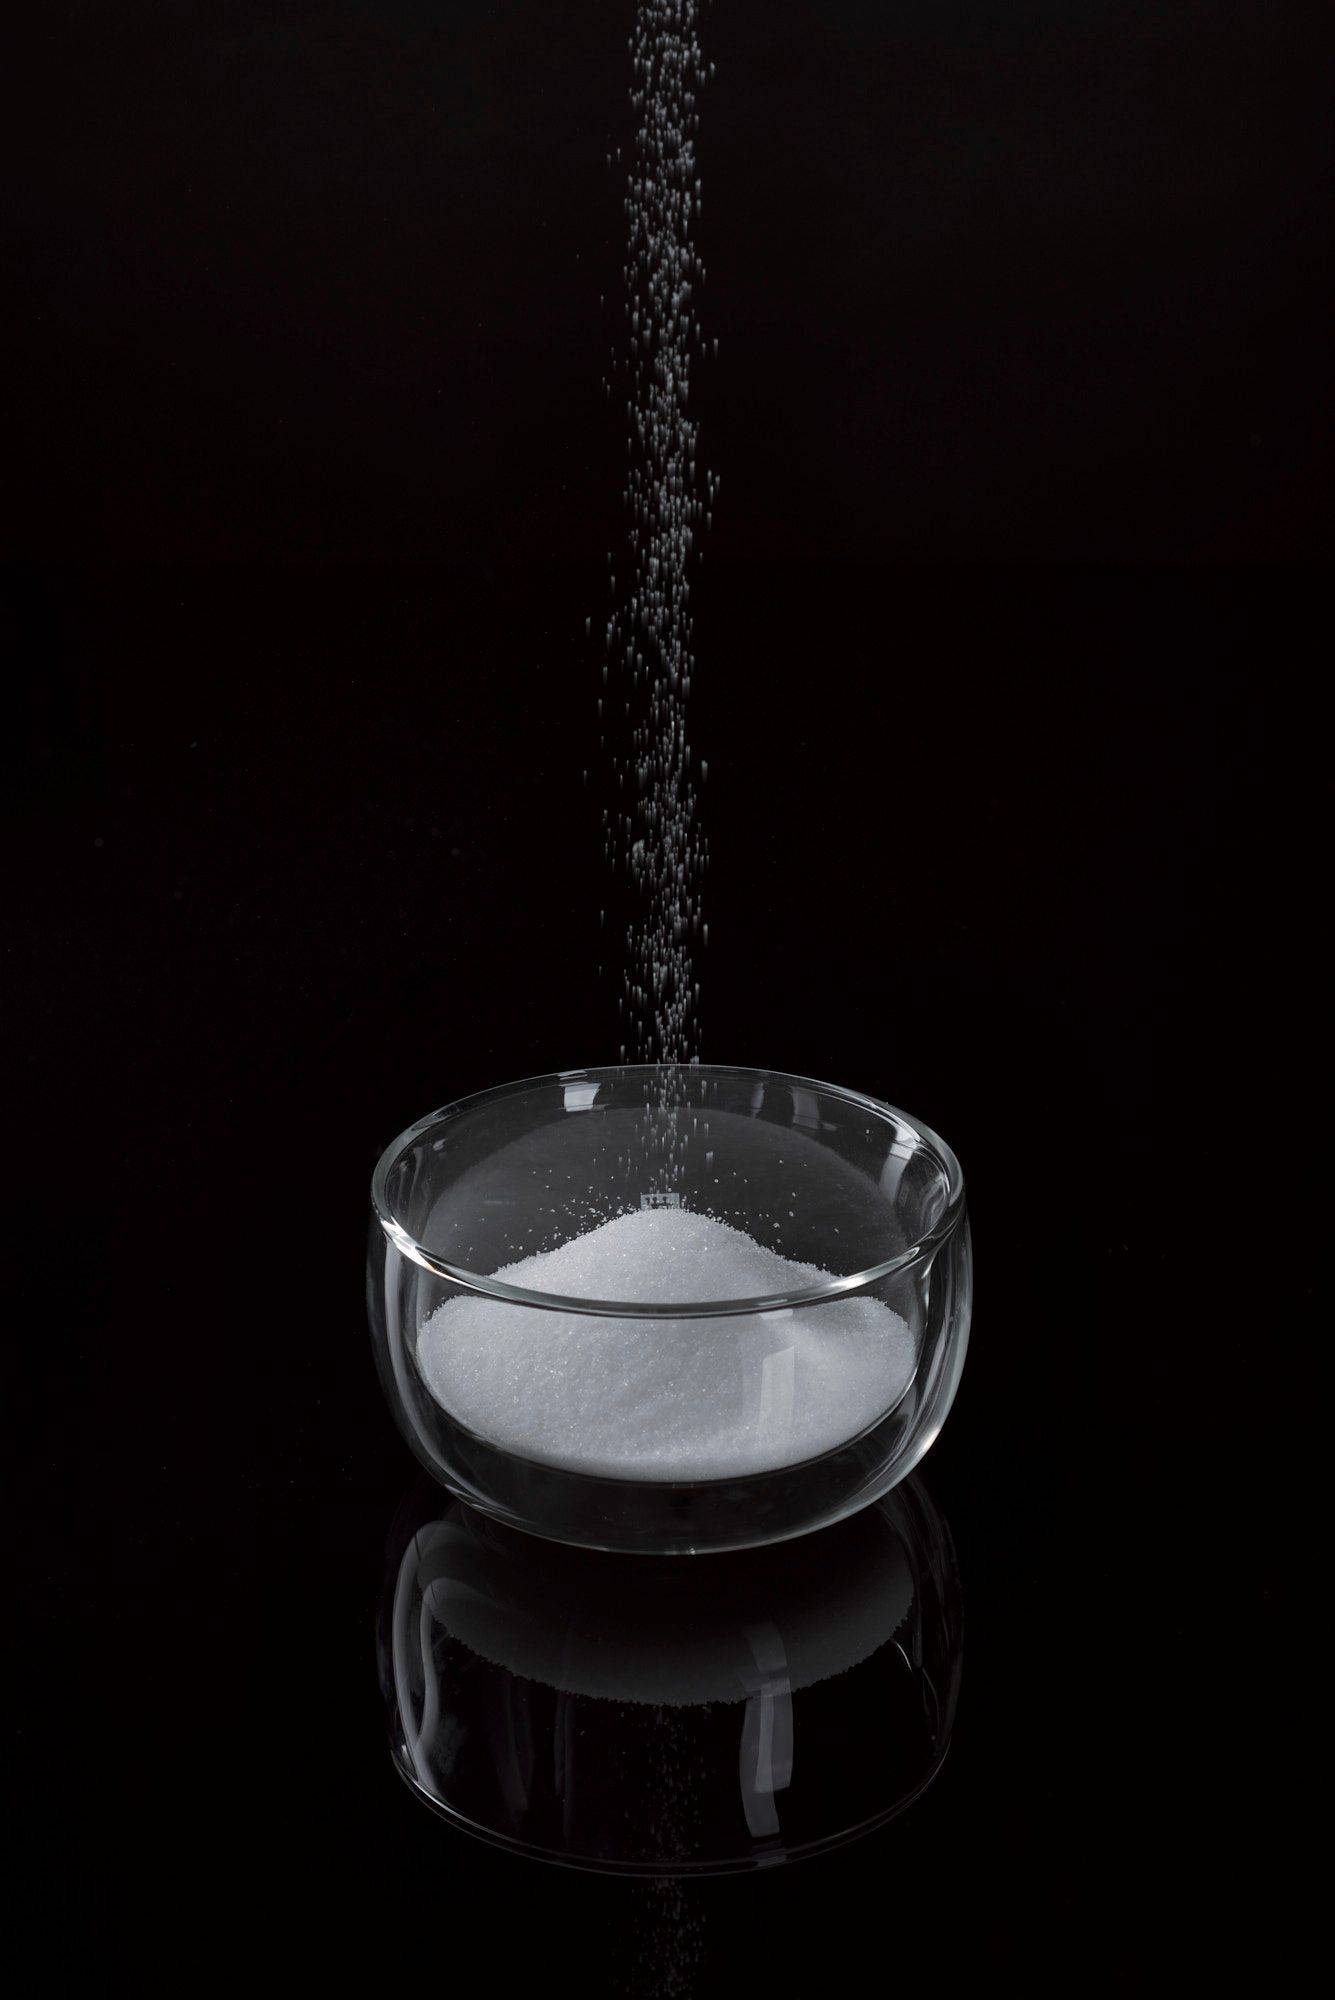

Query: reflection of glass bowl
[379,1475,962,1873]
[368,1064,970,1553]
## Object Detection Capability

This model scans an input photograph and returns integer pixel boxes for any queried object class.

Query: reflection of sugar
[417,1208,915,1480]
[412,1505,916,1705]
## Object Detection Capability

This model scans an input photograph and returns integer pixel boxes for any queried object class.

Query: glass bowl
[379,1474,962,1873]
[367,1063,970,1554]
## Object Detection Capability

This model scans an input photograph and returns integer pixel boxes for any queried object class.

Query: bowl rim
[370,1062,966,1320]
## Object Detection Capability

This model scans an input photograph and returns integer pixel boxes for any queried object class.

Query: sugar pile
[418,1207,915,1480]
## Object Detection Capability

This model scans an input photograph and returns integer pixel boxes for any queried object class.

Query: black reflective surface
[381,1478,960,1873]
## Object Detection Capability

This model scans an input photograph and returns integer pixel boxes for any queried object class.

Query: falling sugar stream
[600,1,715,1188]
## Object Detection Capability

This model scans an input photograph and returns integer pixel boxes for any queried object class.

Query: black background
[7,1,1324,1984]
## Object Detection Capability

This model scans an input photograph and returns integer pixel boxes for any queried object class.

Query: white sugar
[418,1208,915,1480]
[606,4,712,1085]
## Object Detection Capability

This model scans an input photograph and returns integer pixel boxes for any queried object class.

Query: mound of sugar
[417,1208,915,1481]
